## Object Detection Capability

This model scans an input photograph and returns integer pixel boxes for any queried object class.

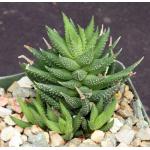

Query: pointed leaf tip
[135,56,144,66]
[24,45,31,49]
[45,25,49,30]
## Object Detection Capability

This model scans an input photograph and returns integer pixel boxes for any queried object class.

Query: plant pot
[0,61,149,125]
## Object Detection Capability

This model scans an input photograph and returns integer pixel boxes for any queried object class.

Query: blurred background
[0,2,150,114]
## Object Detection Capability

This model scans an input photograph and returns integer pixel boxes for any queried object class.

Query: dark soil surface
[0,2,150,114]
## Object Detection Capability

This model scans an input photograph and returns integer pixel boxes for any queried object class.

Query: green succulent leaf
[35,82,77,97]
[17,98,35,124]
[72,69,87,81]
[41,50,62,67]
[46,119,62,133]
[73,113,82,132]
[78,25,86,51]
[85,16,94,41]
[58,117,66,133]
[89,104,98,125]
[46,26,72,58]
[92,97,117,130]
[10,116,31,128]
[25,65,58,84]
[59,55,80,71]
[58,80,81,90]
[100,119,114,132]
[79,99,90,116]
[94,28,110,58]
[90,85,120,102]
[47,105,59,122]
[39,90,60,109]
[60,92,82,109]
[76,49,94,66]
[45,66,72,81]
[62,13,82,57]
[96,57,144,89]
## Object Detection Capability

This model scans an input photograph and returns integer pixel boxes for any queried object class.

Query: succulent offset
[12,13,143,140]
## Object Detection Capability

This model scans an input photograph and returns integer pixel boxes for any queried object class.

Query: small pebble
[13,87,35,98]
[0,121,6,131]
[136,128,150,140]
[110,118,123,133]
[0,140,5,147]
[125,116,138,127]
[0,96,8,106]
[31,125,43,134]
[21,135,28,143]
[119,84,125,94]
[43,132,50,144]
[0,106,12,118]
[80,139,99,147]
[115,91,122,100]
[101,133,117,147]
[115,125,135,144]
[49,131,65,147]
[136,119,149,129]
[115,103,120,111]
[28,132,49,147]
[7,81,20,93]
[11,100,22,113]
[124,91,134,101]
[4,115,15,126]
[117,101,133,118]
[24,127,32,136]
[8,98,15,105]
[140,141,150,147]
[8,131,23,147]
[0,126,15,141]
[131,138,141,147]
[65,138,82,147]
[17,76,33,88]
[125,85,129,92]
[91,130,105,143]
[15,125,24,133]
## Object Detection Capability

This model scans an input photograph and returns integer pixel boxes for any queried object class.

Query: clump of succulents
[11,13,143,140]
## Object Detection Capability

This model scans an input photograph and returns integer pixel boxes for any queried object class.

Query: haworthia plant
[13,13,143,140]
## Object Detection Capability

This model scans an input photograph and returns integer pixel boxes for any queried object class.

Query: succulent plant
[12,13,143,140]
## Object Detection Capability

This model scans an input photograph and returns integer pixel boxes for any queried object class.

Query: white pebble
[0,106,12,118]
[9,132,23,147]
[101,134,117,147]
[115,125,135,144]
[91,130,105,143]
[0,126,15,141]
[17,76,33,88]
[136,128,150,140]
[110,118,123,133]
[21,135,28,143]
[4,115,15,126]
